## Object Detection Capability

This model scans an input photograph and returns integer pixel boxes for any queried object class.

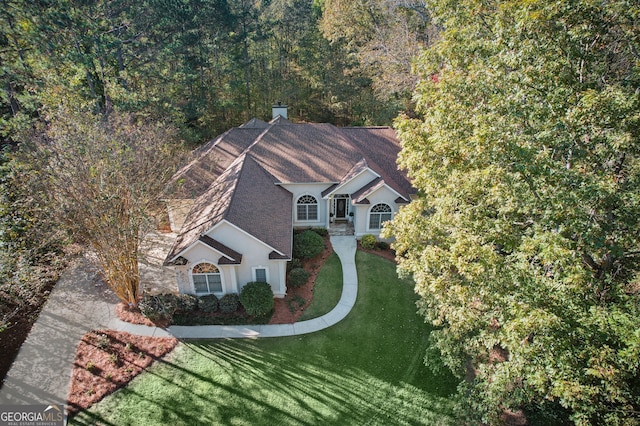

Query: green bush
[287,258,303,272]
[176,294,198,313]
[198,294,219,313]
[311,227,328,237]
[240,282,274,317]
[219,293,240,313]
[288,267,310,288]
[293,230,324,259]
[138,293,176,322]
[376,241,390,250]
[361,234,377,250]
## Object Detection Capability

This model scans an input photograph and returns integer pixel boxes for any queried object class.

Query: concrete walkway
[109,235,358,338]
[0,235,357,407]
[0,261,119,407]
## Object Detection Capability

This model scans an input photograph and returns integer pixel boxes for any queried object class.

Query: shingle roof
[166,127,267,198]
[164,117,413,266]
[165,154,292,264]
[341,126,414,199]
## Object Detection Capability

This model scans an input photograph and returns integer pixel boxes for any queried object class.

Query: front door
[336,198,347,219]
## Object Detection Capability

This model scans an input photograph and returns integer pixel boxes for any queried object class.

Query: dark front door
[336,198,346,219]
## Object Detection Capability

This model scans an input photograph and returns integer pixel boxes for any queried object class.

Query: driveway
[0,260,118,407]
[0,233,358,412]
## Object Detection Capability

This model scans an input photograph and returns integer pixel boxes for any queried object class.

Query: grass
[299,252,343,321]
[70,251,459,426]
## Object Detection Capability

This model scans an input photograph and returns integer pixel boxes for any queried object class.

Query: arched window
[368,203,392,230]
[192,262,222,294]
[297,195,318,221]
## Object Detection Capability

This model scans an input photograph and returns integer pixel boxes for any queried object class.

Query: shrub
[240,282,274,317]
[288,267,310,288]
[138,293,176,322]
[311,227,328,237]
[376,241,390,250]
[293,230,324,259]
[219,293,240,313]
[199,294,219,313]
[361,234,377,250]
[287,258,303,272]
[176,294,198,313]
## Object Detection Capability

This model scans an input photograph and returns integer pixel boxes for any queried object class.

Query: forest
[2,0,640,425]
[0,0,431,145]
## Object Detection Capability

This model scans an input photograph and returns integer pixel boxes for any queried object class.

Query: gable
[164,154,292,265]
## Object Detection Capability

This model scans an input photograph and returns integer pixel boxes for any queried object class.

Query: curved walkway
[109,235,358,338]
[0,236,357,408]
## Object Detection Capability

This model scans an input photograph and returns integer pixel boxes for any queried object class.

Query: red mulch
[357,241,397,263]
[269,236,334,324]
[113,237,398,327]
[115,303,157,326]
[67,329,177,416]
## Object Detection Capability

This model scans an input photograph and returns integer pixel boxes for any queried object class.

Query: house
[163,104,415,299]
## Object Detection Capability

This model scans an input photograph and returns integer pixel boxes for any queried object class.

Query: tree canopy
[0,0,409,145]
[386,0,640,424]
[22,109,184,306]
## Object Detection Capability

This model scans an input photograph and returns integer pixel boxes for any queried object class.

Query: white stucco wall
[172,220,289,298]
[281,183,333,229]
[353,185,402,240]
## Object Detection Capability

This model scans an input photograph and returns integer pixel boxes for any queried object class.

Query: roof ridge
[219,153,252,222]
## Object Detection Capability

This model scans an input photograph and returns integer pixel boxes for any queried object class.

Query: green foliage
[311,227,328,237]
[0,0,398,146]
[239,282,274,317]
[293,230,324,259]
[376,241,389,251]
[198,294,219,313]
[219,293,240,314]
[138,294,176,323]
[175,294,198,313]
[287,258,303,272]
[387,0,640,423]
[287,268,310,288]
[360,234,377,250]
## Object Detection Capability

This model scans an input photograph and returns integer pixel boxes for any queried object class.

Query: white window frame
[368,203,393,231]
[296,194,319,222]
[191,261,224,295]
[251,266,270,283]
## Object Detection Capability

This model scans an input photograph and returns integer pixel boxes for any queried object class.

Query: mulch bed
[113,236,397,327]
[357,241,397,263]
[70,236,398,415]
[269,236,334,324]
[67,329,177,416]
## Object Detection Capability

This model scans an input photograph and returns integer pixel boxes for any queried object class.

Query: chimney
[272,101,288,119]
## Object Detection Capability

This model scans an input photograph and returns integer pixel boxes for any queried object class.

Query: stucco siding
[354,185,401,239]
[281,183,332,229]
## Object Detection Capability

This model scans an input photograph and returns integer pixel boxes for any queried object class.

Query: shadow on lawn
[71,338,458,426]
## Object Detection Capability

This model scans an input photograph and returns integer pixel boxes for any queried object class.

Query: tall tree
[23,109,184,306]
[321,0,436,101]
[386,0,640,424]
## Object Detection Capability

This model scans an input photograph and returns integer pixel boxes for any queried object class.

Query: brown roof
[341,126,414,199]
[166,127,267,198]
[164,118,413,265]
[165,154,292,264]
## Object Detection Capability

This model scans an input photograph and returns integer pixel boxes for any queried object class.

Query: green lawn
[299,252,343,321]
[70,251,459,426]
